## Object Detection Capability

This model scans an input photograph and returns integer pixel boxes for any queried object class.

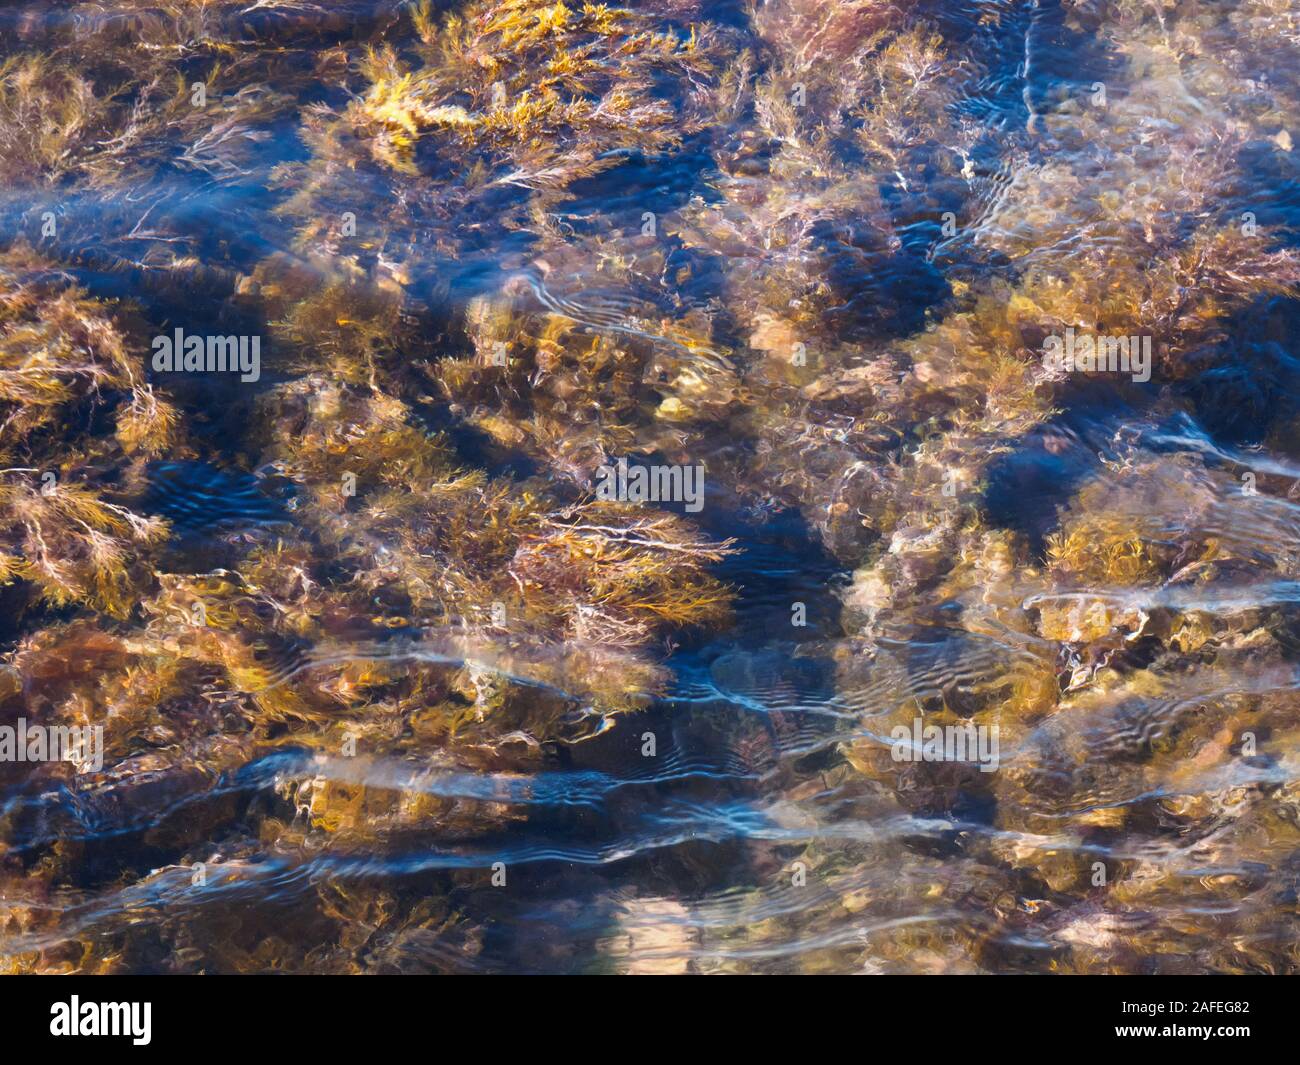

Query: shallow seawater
[1,0,1299,973]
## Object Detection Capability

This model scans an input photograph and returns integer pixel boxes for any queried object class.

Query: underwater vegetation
[0,0,1299,974]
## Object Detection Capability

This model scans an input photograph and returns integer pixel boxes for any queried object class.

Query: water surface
[1,0,1299,973]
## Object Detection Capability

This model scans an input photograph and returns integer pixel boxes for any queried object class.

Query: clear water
[1,0,1299,973]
